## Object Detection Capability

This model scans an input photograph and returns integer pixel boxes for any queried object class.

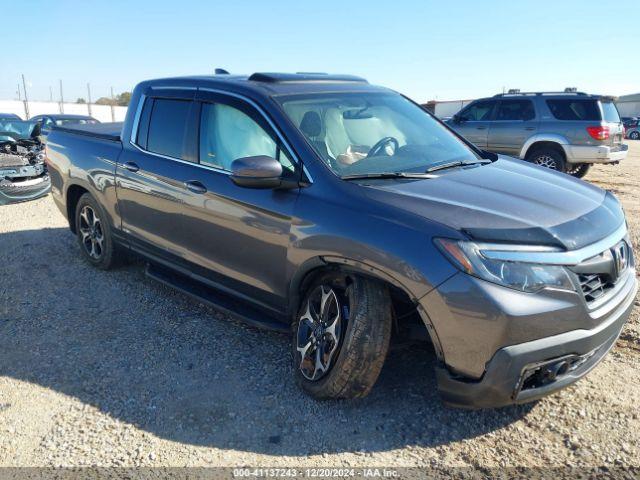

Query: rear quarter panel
[46,130,123,230]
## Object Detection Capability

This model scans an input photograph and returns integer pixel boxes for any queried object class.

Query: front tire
[527,146,566,172]
[292,274,392,399]
[629,131,640,140]
[75,193,120,270]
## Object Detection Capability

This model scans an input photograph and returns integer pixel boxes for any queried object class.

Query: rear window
[601,102,620,123]
[496,100,535,121]
[546,99,600,121]
[147,99,191,159]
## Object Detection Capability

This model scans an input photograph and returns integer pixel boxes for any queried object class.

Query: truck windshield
[277,92,480,177]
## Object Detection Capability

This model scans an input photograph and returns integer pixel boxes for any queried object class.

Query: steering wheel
[367,136,399,158]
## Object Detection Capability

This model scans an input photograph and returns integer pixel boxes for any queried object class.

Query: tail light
[586,126,610,141]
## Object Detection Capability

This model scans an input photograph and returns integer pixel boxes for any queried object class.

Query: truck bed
[52,122,123,142]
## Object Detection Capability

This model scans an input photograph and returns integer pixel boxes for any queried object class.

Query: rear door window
[496,100,535,121]
[601,102,621,123]
[546,99,600,121]
[460,100,497,121]
[146,98,192,159]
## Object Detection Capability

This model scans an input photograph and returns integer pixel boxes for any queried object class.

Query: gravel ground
[0,144,639,469]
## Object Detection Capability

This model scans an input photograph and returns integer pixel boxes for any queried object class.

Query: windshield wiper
[341,172,436,181]
[425,159,491,173]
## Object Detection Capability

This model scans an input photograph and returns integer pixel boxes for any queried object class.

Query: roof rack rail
[214,68,230,75]
[493,90,588,97]
[248,72,368,84]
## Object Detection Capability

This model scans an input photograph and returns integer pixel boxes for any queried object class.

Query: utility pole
[110,86,116,122]
[49,86,53,102]
[21,74,29,119]
[59,79,64,113]
[17,83,21,101]
[87,83,92,116]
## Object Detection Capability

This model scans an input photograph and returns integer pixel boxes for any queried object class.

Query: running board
[145,263,289,333]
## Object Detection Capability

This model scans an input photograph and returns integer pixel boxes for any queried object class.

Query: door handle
[184,180,207,194]
[476,126,487,130]
[122,162,140,173]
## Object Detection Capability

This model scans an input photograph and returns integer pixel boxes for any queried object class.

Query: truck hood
[363,158,624,250]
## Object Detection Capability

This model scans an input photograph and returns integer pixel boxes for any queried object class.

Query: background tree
[76,98,86,104]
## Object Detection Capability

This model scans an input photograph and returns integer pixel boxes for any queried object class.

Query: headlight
[434,238,575,293]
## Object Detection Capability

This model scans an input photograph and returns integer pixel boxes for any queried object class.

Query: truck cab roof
[137,72,391,98]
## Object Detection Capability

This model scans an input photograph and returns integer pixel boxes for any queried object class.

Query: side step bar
[145,263,290,333]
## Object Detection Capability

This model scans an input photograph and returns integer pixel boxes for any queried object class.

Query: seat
[299,111,331,164]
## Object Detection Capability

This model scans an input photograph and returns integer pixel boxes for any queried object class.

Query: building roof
[616,93,640,103]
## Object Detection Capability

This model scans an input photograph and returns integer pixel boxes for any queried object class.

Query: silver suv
[448,91,628,178]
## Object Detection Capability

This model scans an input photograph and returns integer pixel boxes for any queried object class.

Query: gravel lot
[1,144,639,469]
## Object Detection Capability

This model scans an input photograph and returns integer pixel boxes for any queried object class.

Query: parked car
[624,120,640,140]
[30,114,99,140]
[46,73,637,408]
[621,116,638,130]
[0,119,49,204]
[0,113,22,122]
[447,91,627,178]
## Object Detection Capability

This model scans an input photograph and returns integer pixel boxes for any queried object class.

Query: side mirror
[230,155,287,189]
[453,114,464,124]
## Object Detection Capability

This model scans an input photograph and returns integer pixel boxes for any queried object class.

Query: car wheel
[528,147,566,172]
[566,163,591,179]
[75,193,120,269]
[630,131,640,140]
[292,274,392,399]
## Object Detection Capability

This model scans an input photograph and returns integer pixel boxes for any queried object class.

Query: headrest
[300,111,322,137]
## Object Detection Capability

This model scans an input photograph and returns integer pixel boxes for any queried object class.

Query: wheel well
[295,265,430,344]
[525,141,566,161]
[66,185,88,233]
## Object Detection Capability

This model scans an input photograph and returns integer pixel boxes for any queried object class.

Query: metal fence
[0,99,127,123]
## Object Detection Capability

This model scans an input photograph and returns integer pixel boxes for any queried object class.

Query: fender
[287,255,446,361]
[519,133,571,159]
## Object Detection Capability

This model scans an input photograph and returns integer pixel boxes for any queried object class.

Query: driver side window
[199,102,294,173]
[460,100,497,121]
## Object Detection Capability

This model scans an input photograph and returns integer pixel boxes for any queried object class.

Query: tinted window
[199,102,294,172]
[546,99,600,121]
[460,100,496,121]
[496,100,535,121]
[147,99,191,159]
[601,102,620,123]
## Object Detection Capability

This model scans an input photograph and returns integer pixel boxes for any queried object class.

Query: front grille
[578,273,613,303]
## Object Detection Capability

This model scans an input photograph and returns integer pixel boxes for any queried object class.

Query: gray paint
[45,74,637,407]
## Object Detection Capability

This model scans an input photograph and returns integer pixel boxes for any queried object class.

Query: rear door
[487,99,538,156]
[453,100,497,147]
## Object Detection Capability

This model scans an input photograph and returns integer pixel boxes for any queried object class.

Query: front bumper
[0,174,51,205]
[564,143,628,164]
[433,273,637,408]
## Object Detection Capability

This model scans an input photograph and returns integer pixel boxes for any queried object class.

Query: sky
[3,0,640,104]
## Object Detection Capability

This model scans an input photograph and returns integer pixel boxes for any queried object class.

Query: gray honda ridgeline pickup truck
[46,73,637,408]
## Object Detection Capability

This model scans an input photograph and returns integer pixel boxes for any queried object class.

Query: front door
[453,99,497,148]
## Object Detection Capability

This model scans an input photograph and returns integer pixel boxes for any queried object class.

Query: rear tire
[292,274,392,399]
[527,146,566,172]
[75,193,121,270]
[566,163,591,178]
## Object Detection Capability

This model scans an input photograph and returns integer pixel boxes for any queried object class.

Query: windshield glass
[277,92,480,177]
[0,120,39,140]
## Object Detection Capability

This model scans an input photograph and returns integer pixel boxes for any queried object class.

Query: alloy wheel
[296,285,344,381]
[534,154,559,170]
[630,131,639,140]
[79,205,104,260]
